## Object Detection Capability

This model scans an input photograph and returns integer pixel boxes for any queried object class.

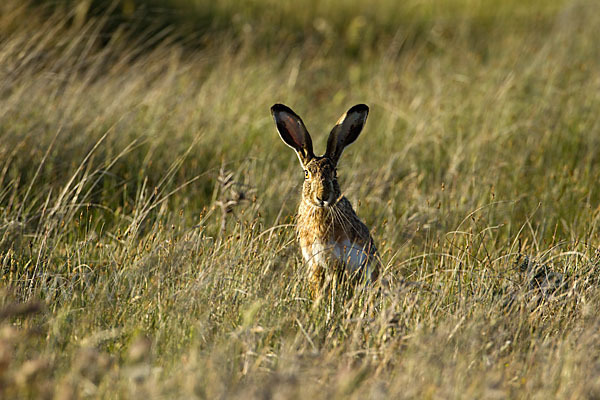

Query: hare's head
[271,104,369,208]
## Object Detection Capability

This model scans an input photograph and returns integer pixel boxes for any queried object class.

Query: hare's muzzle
[313,184,335,208]
[314,196,327,207]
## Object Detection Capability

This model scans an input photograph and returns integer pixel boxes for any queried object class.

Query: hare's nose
[315,196,325,207]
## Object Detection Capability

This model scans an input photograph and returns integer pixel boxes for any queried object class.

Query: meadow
[1,0,600,398]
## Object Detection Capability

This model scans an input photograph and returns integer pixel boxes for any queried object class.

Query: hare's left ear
[325,104,369,165]
[271,104,315,167]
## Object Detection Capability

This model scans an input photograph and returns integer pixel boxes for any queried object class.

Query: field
[1,0,600,398]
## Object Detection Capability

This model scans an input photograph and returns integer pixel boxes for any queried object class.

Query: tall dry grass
[1,0,600,398]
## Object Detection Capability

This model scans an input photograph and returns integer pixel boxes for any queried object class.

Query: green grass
[1,0,600,398]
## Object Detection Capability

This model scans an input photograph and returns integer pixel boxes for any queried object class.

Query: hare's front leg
[308,262,324,298]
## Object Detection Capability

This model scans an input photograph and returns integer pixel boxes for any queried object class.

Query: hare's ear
[325,104,369,165]
[271,104,315,167]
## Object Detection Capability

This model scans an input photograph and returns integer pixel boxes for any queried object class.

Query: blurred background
[3,0,595,232]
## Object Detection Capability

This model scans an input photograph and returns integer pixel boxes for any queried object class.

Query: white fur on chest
[302,239,370,273]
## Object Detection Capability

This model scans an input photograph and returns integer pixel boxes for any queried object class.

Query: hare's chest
[301,240,330,267]
[332,240,370,273]
[301,239,369,273]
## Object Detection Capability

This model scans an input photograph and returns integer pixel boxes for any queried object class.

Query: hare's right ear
[271,104,314,167]
[325,104,369,165]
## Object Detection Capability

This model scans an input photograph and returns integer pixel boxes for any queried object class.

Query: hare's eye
[304,170,309,179]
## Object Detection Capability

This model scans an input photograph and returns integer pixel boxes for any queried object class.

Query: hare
[271,103,379,296]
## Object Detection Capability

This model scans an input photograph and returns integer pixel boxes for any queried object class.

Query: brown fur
[297,194,379,296]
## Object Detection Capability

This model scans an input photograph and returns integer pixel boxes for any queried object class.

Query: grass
[1,0,600,398]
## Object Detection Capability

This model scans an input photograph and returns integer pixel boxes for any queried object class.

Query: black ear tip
[349,104,369,115]
[271,103,295,116]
